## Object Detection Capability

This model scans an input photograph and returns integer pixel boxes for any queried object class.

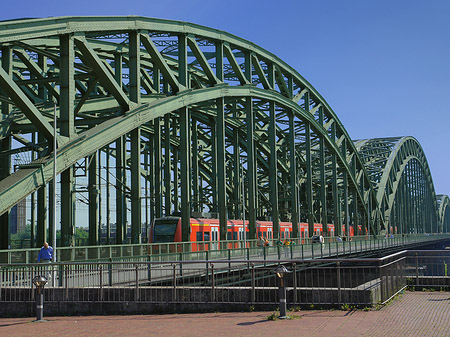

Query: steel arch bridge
[0,16,446,249]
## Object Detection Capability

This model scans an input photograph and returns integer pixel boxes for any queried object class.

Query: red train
[149,216,362,250]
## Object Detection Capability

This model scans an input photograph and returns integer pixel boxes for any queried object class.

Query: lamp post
[273,265,291,319]
[32,275,48,322]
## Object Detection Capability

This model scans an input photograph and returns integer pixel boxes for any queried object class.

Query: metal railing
[1,250,449,310]
[0,233,446,264]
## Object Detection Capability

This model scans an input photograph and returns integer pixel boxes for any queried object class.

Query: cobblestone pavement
[1,291,450,337]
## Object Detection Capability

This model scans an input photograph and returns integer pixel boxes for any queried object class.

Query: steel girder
[355,137,439,234]
[437,195,450,233]
[0,16,412,248]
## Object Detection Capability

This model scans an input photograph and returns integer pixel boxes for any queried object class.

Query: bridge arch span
[355,137,438,235]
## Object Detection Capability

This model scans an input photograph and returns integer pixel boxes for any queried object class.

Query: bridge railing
[1,250,449,313]
[0,233,447,264]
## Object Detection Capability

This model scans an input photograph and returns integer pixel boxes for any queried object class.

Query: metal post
[172,264,177,301]
[135,264,139,301]
[278,277,287,319]
[293,263,297,303]
[35,287,44,321]
[211,263,215,302]
[337,262,341,304]
[251,263,255,302]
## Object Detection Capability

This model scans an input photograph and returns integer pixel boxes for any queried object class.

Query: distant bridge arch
[355,137,438,235]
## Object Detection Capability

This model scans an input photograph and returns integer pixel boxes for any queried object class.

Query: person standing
[38,242,53,263]
[37,242,54,284]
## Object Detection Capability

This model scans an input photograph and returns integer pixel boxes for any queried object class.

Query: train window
[281,232,285,239]
[153,219,178,243]
[263,232,267,239]
[258,231,262,238]
[204,232,210,241]
[269,231,272,239]
[196,232,203,241]
[233,232,237,240]
[227,232,232,240]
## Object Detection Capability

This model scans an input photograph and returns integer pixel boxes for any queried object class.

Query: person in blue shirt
[38,242,53,263]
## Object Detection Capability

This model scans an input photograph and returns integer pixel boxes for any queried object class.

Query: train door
[285,228,290,239]
[267,227,273,240]
[211,226,219,250]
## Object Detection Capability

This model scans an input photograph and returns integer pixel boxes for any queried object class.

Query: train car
[149,216,338,251]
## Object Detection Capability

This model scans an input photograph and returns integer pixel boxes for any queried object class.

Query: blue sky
[2,0,450,196]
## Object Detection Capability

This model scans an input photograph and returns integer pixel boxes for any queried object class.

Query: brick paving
[1,291,450,337]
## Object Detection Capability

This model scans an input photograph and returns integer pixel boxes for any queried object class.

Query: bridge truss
[0,17,446,249]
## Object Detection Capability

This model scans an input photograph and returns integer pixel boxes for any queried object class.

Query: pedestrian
[257,236,265,257]
[283,239,290,258]
[37,242,54,283]
[38,242,53,263]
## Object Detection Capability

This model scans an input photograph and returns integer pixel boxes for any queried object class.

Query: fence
[2,249,448,316]
[0,233,443,265]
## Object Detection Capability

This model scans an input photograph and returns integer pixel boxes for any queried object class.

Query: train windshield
[153,218,178,242]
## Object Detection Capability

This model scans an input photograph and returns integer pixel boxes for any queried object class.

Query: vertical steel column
[98,150,102,243]
[106,146,111,245]
[288,111,298,238]
[245,97,256,239]
[129,31,142,244]
[172,118,179,213]
[115,137,125,244]
[131,128,141,243]
[88,153,98,246]
[36,185,47,247]
[215,41,223,81]
[180,107,191,242]
[60,34,75,248]
[211,119,218,213]
[154,118,162,218]
[341,140,349,238]
[331,123,340,236]
[319,107,327,235]
[191,118,199,212]
[269,100,279,239]
[0,46,11,250]
[178,34,191,241]
[164,115,172,215]
[217,98,227,240]
[233,106,241,219]
[305,122,314,235]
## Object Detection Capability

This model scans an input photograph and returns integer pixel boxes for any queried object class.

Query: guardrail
[1,234,447,264]
[1,250,449,316]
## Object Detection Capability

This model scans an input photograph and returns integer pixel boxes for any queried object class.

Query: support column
[164,115,172,215]
[88,153,99,246]
[289,111,298,239]
[269,101,279,239]
[246,98,256,239]
[0,46,11,251]
[180,107,191,242]
[192,118,200,212]
[60,34,76,248]
[131,128,141,244]
[115,137,125,244]
[217,97,227,240]
[319,108,327,235]
[305,123,314,235]
[154,118,162,218]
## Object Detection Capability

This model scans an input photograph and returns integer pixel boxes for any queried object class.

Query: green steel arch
[0,16,429,250]
[355,137,438,235]
[437,195,450,233]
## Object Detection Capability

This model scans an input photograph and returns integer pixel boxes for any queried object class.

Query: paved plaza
[1,291,449,336]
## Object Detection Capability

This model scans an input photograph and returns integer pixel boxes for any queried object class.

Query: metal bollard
[32,275,48,322]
